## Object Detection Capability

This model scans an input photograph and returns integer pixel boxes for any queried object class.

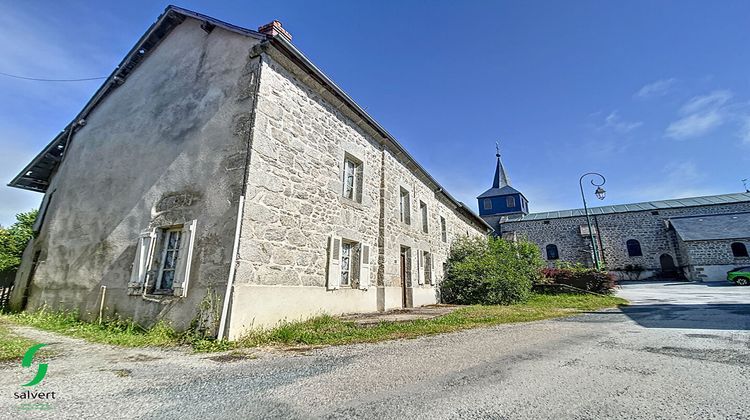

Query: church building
[478,153,750,282]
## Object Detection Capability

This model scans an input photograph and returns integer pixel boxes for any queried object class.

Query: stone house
[477,154,750,281]
[8,6,491,339]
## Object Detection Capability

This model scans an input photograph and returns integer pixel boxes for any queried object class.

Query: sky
[1,0,749,226]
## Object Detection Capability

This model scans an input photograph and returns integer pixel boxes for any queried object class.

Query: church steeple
[492,147,511,189]
[477,143,529,231]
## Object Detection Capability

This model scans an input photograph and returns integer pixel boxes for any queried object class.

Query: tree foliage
[0,210,38,273]
[440,236,544,305]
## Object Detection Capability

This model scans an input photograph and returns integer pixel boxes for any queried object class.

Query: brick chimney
[258,20,292,42]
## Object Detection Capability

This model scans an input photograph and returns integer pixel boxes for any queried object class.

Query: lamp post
[579,172,606,270]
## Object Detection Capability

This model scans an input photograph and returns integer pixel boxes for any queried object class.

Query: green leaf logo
[21,344,48,387]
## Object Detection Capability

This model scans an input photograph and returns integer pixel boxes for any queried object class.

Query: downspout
[217,195,245,339]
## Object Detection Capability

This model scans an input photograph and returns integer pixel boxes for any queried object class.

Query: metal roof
[505,192,750,221]
[7,5,492,232]
[670,212,750,241]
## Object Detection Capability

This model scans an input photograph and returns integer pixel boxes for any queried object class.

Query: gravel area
[1,281,748,419]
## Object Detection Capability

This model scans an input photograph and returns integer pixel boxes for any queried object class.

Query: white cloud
[665,90,733,140]
[624,161,718,202]
[634,78,676,98]
[602,111,643,133]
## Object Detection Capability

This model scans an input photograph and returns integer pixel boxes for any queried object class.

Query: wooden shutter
[128,228,155,289]
[429,254,434,285]
[327,235,342,290]
[173,220,197,297]
[417,249,424,285]
[358,243,371,290]
[129,228,156,294]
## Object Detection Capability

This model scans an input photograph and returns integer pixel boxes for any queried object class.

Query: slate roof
[505,192,750,221]
[478,185,523,199]
[670,212,750,241]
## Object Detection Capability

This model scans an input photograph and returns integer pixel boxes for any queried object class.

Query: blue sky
[1,0,749,226]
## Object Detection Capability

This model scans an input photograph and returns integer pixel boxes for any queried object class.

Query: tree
[440,235,544,305]
[0,210,38,274]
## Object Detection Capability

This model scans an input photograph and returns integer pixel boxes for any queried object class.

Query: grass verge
[0,322,38,362]
[1,293,626,353]
[237,293,627,348]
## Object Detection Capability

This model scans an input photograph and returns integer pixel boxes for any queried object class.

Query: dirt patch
[339,305,462,326]
[207,351,258,363]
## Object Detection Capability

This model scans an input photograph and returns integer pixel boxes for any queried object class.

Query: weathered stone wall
[9,20,261,331]
[501,202,750,278]
[228,51,487,335]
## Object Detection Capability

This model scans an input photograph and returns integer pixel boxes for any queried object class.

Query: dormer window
[483,199,492,210]
[506,196,516,207]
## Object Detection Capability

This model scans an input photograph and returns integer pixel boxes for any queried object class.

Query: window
[327,237,371,290]
[506,196,516,207]
[400,187,411,224]
[340,241,353,286]
[440,216,447,242]
[626,239,643,257]
[420,201,428,233]
[156,228,183,291]
[546,244,559,260]
[483,198,492,210]
[731,242,749,258]
[342,155,363,202]
[129,221,197,297]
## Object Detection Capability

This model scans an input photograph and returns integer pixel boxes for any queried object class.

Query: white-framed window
[128,220,197,298]
[342,154,363,202]
[420,201,428,233]
[440,216,447,242]
[400,187,411,225]
[506,196,516,207]
[327,236,371,291]
[156,227,183,291]
[483,198,492,210]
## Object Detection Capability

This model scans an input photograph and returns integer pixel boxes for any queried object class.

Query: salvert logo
[14,343,56,411]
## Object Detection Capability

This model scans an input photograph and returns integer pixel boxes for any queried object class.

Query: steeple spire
[492,142,511,188]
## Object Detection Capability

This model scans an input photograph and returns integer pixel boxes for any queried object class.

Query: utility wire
[0,71,107,82]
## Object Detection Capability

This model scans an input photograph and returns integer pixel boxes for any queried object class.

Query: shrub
[440,236,544,305]
[541,263,616,294]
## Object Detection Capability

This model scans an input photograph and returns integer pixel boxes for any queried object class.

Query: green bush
[541,262,616,294]
[440,236,544,305]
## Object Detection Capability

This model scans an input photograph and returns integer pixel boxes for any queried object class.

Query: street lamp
[579,172,606,270]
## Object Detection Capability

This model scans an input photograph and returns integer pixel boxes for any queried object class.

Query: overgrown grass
[1,294,626,353]
[0,322,38,362]
[237,293,627,348]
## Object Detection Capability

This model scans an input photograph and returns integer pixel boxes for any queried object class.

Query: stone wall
[9,20,261,331]
[228,51,487,336]
[681,238,750,281]
[501,201,750,279]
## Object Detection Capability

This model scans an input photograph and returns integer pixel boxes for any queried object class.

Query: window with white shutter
[128,228,156,294]
[417,249,425,285]
[172,220,197,297]
[327,235,342,290]
[424,251,433,285]
[358,244,371,290]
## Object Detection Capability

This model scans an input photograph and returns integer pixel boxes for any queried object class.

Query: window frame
[440,216,447,242]
[399,187,411,225]
[483,198,492,210]
[420,200,428,233]
[155,226,183,292]
[731,242,749,258]
[341,154,363,203]
[506,196,516,208]
[340,241,353,286]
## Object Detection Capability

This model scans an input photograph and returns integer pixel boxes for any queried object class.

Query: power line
[0,71,107,82]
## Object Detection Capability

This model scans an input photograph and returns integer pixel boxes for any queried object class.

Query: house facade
[8,6,490,339]
[476,156,750,281]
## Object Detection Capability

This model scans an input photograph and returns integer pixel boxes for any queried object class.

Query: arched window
[626,239,643,257]
[731,242,749,258]
[545,244,559,260]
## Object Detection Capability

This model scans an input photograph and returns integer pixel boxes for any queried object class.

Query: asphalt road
[2,280,749,419]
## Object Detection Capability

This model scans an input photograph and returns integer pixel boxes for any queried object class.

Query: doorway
[659,253,678,278]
